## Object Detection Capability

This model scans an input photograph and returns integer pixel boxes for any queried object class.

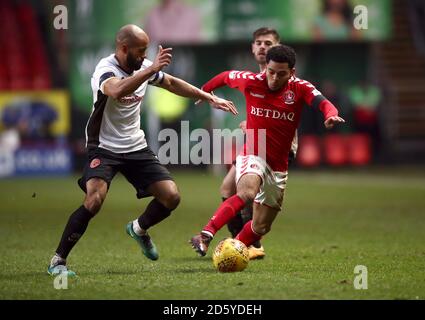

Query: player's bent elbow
[104,83,125,100]
[109,92,120,100]
[109,88,124,100]
[220,181,235,199]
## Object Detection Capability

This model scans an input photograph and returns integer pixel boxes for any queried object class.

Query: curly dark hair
[266,45,296,69]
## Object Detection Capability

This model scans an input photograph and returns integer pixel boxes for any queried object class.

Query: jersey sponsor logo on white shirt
[118,94,144,105]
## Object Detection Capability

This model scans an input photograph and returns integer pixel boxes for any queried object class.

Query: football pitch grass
[0,167,424,300]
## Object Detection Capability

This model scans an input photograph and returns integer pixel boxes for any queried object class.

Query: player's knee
[84,191,105,214]
[237,189,257,204]
[162,191,181,210]
[220,181,234,198]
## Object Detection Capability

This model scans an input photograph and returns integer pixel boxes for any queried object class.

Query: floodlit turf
[0,167,424,299]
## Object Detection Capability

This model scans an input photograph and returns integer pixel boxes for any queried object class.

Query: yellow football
[212,238,249,272]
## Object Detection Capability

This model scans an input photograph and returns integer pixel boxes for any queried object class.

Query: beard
[255,52,266,65]
[126,52,143,72]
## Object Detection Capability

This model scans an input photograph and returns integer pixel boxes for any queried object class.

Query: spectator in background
[348,81,382,151]
[1,100,58,143]
[313,0,361,41]
[408,0,425,55]
[144,47,195,153]
[320,80,346,132]
[144,0,202,44]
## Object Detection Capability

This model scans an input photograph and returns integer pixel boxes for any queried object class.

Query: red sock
[236,220,262,247]
[203,195,245,236]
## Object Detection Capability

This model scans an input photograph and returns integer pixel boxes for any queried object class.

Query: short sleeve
[92,66,118,94]
[99,71,117,94]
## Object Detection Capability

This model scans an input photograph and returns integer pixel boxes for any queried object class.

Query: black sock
[227,214,244,238]
[240,203,253,224]
[137,199,172,230]
[55,205,94,259]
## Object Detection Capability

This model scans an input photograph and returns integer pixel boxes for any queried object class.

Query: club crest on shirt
[90,158,101,168]
[284,90,295,104]
[250,163,260,170]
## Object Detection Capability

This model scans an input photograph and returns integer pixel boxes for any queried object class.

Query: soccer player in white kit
[48,25,237,276]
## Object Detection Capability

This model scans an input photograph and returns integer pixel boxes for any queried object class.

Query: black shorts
[78,146,173,199]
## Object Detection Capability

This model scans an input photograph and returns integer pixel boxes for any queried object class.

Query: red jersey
[203,70,339,172]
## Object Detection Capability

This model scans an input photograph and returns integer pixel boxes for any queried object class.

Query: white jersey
[86,54,164,153]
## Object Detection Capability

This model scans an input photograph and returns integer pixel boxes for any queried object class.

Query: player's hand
[239,120,247,133]
[208,95,238,115]
[324,116,345,129]
[151,45,173,72]
[195,91,214,106]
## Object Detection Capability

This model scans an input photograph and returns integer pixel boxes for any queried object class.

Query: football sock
[224,197,245,238]
[203,195,245,236]
[240,203,253,224]
[236,220,262,247]
[240,203,262,248]
[50,253,66,267]
[55,205,94,259]
[132,220,146,236]
[227,213,244,238]
[137,198,172,231]
[252,240,262,249]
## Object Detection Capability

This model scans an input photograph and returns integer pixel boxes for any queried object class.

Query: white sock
[132,220,146,236]
[201,230,214,239]
[50,253,65,267]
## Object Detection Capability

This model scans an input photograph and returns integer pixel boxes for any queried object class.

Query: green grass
[0,167,424,299]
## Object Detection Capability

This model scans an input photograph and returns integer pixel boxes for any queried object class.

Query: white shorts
[235,155,288,211]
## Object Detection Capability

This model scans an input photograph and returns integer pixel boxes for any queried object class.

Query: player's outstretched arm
[300,80,346,130]
[318,99,345,129]
[103,45,172,99]
[159,74,238,115]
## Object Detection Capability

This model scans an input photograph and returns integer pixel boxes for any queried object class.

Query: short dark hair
[266,45,296,69]
[252,27,280,43]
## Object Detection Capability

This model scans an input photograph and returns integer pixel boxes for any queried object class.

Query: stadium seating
[347,133,372,166]
[297,135,321,167]
[0,1,51,90]
[323,134,348,166]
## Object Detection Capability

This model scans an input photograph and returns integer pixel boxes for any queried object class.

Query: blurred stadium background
[0,0,424,174]
[0,0,424,300]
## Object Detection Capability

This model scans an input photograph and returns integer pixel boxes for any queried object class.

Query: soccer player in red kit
[190,45,345,255]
